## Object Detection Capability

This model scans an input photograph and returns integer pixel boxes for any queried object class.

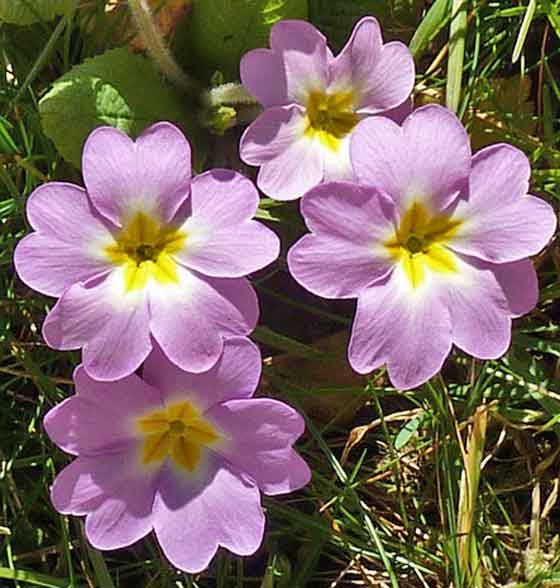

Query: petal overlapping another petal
[208,399,311,496]
[149,269,259,374]
[269,19,329,105]
[288,182,397,298]
[44,366,161,456]
[143,337,261,412]
[42,271,151,381]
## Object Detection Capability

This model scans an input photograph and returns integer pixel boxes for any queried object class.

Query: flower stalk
[128,0,199,93]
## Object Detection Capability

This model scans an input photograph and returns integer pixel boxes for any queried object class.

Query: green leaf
[177,0,308,81]
[309,0,424,50]
[446,0,467,113]
[394,413,424,450]
[0,0,73,25]
[39,48,196,167]
[409,0,452,59]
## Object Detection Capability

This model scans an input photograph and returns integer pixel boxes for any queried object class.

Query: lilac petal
[153,459,265,573]
[240,48,288,107]
[51,457,115,516]
[288,183,396,298]
[322,135,354,182]
[348,269,452,389]
[378,97,413,125]
[51,450,150,517]
[257,134,324,201]
[240,104,306,165]
[44,366,161,456]
[444,255,511,359]
[468,143,532,207]
[82,123,191,226]
[269,20,329,104]
[448,145,557,263]
[149,269,259,374]
[493,258,539,318]
[299,182,397,241]
[42,272,152,381]
[176,170,280,277]
[329,17,414,113]
[449,195,556,263]
[179,221,280,278]
[207,399,310,495]
[188,169,260,224]
[85,476,155,550]
[288,234,393,299]
[14,183,114,297]
[351,105,471,212]
[143,337,261,412]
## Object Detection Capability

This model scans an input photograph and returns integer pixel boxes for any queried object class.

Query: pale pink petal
[447,144,557,263]
[240,105,306,165]
[492,258,539,319]
[85,478,155,550]
[149,269,258,374]
[143,337,261,412]
[153,459,265,573]
[329,17,414,113]
[257,134,323,201]
[14,183,114,297]
[42,272,152,381]
[269,20,329,104]
[288,182,396,298]
[240,48,288,107]
[176,170,280,277]
[207,399,310,495]
[44,366,161,456]
[349,269,452,389]
[443,255,512,359]
[449,194,556,263]
[351,105,471,212]
[82,123,191,226]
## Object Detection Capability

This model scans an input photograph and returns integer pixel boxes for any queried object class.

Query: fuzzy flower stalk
[239,16,415,201]
[14,122,280,381]
[44,337,310,573]
[288,105,557,389]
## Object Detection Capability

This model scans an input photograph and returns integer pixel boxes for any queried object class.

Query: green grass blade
[409,0,452,59]
[446,0,468,113]
[512,0,537,63]
[0,567,71,588]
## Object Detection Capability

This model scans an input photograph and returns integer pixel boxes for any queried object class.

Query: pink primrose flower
[44,337,311,573]
[239,16,415,201]
[288,105,557,389]
[14,122,280,381]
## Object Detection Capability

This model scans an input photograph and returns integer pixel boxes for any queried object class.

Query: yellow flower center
[385,202,462,289]
[105,212,186,292]
[305,91,359,151]
[137,401,220,472]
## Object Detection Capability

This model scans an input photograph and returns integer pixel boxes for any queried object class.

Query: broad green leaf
[39,48,195,167]
[309,0,424,50]
[0,0,73,25]
[176,0,308,81]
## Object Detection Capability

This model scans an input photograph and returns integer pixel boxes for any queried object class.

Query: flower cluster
[15,122,309,571]
[13,13,556,575]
